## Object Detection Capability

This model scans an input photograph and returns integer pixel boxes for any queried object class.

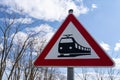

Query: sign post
[67,9,74,80]
[67,67,74,80]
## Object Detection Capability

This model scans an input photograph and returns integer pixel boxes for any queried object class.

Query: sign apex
[68,9,73,14]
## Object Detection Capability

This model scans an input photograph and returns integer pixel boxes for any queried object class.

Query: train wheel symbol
[58,34,91,57]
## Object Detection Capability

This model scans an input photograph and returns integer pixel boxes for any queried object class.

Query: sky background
[0,0,120,53]
[0,0,119,55]
[0,0,120,79]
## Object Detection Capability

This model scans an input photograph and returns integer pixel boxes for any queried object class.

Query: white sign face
[45,22,99,59]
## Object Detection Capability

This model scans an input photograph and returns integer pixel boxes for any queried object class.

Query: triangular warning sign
[34,14,114,66]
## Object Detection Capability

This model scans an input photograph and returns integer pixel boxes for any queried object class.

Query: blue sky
[0,0,120,58]
[0,0,120,69]
[80,0,120,45]
[0,0,120,79]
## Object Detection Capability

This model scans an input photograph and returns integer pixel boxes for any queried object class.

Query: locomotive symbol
[58,34,91,57]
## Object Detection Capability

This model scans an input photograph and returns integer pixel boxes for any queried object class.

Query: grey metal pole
[67,67,74,80]
[67,9,74,80]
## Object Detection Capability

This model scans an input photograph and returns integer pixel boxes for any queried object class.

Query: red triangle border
[34,14,114,67]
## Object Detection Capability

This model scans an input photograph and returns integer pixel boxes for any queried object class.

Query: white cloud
[15,17,33,24]
[0,17,33,24]
[91,4,97,9]
[25,24,55,40]
[91,4,97,11]
[113,58,120,69]
[100,41,110,51]
[10,24,55,52]
[27,24,54,32]
[0,0,89,21]
[12,32,28,46]
[0,44,3,52]
[114,41,120,52]
[25,24,55,52]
